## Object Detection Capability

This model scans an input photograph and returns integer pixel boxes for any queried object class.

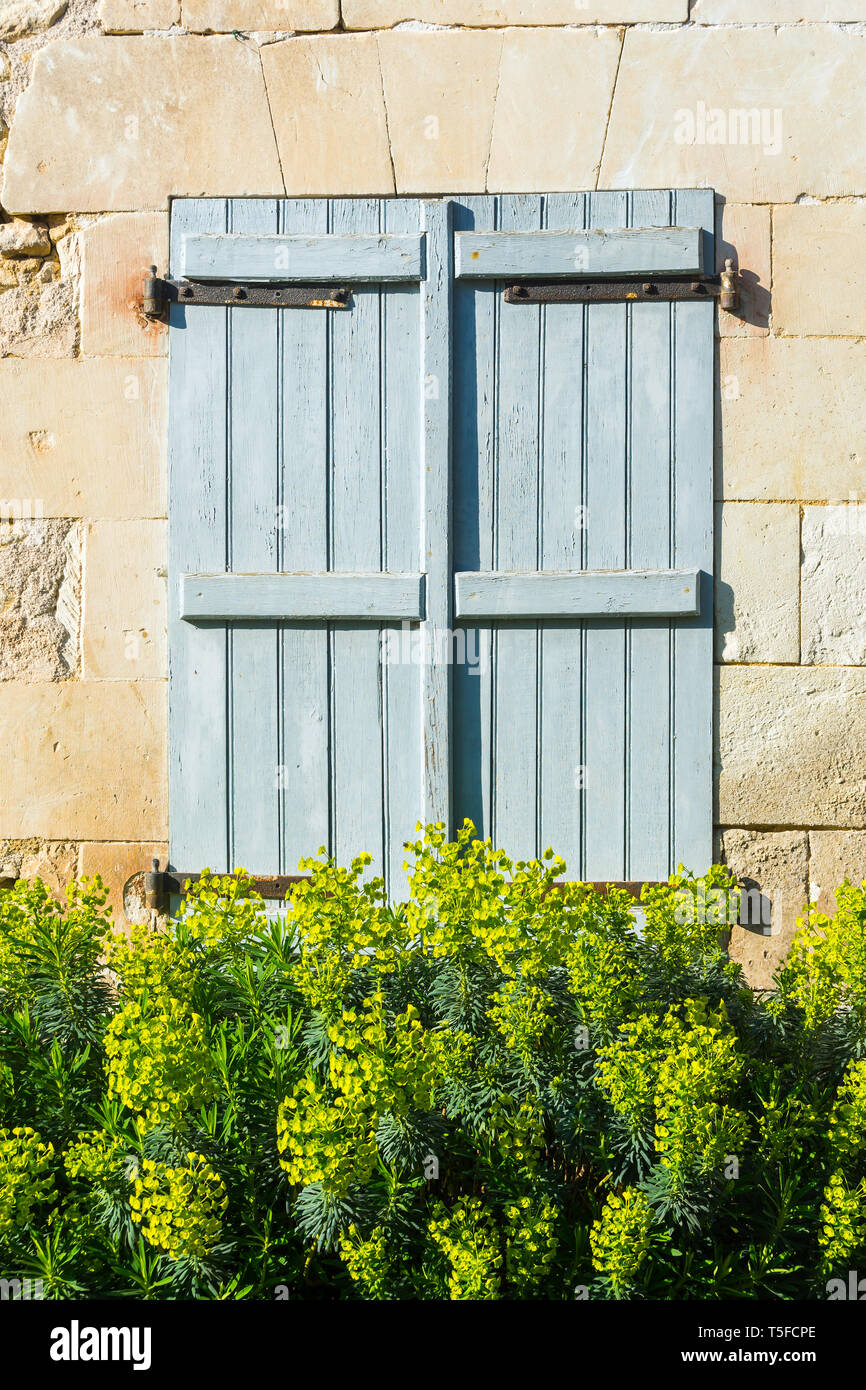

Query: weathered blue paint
[454,225,708,279]
[168,194,714,888]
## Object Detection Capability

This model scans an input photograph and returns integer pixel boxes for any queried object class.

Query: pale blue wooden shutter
[451,192,714,881]
[168,193,713,889]
[168,198,445,895]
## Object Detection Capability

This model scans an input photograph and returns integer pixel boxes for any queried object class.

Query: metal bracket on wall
[503,259,739,312]
[142,267,350,320]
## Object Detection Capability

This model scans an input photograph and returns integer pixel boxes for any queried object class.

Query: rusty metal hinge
[143,859,310,913]
[504,260,739,312]
[142,267,350,321]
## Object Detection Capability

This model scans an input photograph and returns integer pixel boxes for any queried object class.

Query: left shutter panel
[167,198,430,894]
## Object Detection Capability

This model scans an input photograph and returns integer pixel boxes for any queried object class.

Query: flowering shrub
[128,1154,228,1260]
[1,822,866,1299]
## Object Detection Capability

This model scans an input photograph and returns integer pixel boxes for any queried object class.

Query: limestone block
[717,666,866,828]
[99,0,180,28]
[378,29,502,194]
[0,52,11,80]
[81,213,168,357]
[801,506,866,665]
[487,27,622,193]
[0,681,167,840]
[719,829,810,989]
[0,518,79,680]
[0,0,66,42]
[774,204,866,336]
[1,37,282,213]
[83,521,167,680]
[809,831,866,918]
[600,27,866,202]
[78,840,168,925]
[714,502,800,663]
[344,1,687,21]
[694,0,864,18]
[718,338,866,502]
[261,35,394,196]
[184,0,339,29]
[0,218,51,257]
[0,839,78,897]
[715,203,769,337]
[0,359,167,519]
[0,278,77,357]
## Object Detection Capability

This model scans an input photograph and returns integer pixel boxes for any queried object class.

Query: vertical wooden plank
[671,188,715,873]
[538,192,586,878]
[168,199,229,871]
[225,198,281,874]
[277,198,331,874]
[451,195,495,842]
[420,198,454,831]
[381,197,424,895]
[582,191,629,880]
[626,190,673,880]
[329,199,385,873]
[491,194,541,857]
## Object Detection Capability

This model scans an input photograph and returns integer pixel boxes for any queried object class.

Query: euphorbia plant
[0,823,865,1299]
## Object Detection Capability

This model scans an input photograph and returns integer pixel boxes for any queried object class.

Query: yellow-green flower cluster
[0,876,111,1005]
[491,1097,545,1171]
[338,1223,391,1299]
[818,1170,866,1269]
[105,923,190,1007]
[178,870,267,951]
[289,853,407,1016]
[428,1197,502,1300]
[404,821,573,976]
[104,998,215,1129]
[641,864,740,974]
[597,1003,748,1184]
[277,997,437,1194]
[64,1129,125,1184]
[779,882,866,1031]
[654,1004,748,1182]
[504,1196,559,1294]
[590,1186,653,1295]
[565,920,641,1039]
[0,1127,55,1238]
[327,999,436,1116]
[828,1059,866,1160]
[488,980,551,1061]
[596,1012,670,1132]
[277,1075,377,1195]
[129,1153,227,1260]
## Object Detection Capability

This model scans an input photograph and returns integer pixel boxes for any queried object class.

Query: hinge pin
[719,257,738,312]
[142,265,164,320]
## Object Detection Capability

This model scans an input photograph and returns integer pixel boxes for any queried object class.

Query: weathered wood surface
[169,193,714,887]
[181,232,425,282]
[180,572,426,622]
[454,225,707,279]
[454,569,701,619]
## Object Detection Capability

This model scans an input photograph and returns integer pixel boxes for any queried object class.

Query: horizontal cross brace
[455,226,708,279]
[180,232,425,282]
[504,278,725,306]
[146,278,350,314]
[180,572,426,623]
[454,570,701,620]
[142,867,309,910]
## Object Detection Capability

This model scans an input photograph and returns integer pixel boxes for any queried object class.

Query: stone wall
[1,1,865,981]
